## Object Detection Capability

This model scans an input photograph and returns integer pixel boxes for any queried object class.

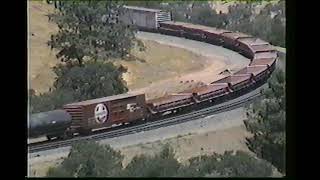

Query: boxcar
[63,93,147,134]
[121,6,171,31]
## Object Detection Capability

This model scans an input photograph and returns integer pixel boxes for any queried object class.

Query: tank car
[28,110,72,140]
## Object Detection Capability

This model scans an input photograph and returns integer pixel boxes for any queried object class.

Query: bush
[30,62,128,113]
[244,69,286,173]
[53,62,128,101]
[47,141,124,177]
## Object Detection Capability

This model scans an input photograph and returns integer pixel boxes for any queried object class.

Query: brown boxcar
[63,93,147,134]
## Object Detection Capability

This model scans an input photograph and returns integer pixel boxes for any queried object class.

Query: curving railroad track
[29,7,279,154]
[29,85,265,154]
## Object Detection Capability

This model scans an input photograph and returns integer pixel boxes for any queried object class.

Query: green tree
[177,151,272,177]
[244,69,285,173]
[53,62,128,101]
[47,1,143,67]
[30,62,128,113]
[47,141,124,177]
[123,144,181,177]
[214,151,273,177]
[29,88,76,113]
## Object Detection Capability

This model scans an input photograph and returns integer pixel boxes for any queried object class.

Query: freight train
[28,6,278,141]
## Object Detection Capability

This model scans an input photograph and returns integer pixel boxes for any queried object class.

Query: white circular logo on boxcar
[94,103,108,124]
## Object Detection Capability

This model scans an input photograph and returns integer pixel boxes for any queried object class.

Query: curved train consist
[28,6,278,141]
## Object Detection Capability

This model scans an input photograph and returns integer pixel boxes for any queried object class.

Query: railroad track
[28,88,263,154]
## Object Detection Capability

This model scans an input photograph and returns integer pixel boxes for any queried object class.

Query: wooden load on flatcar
[63,93,147,134]
[146,93,194,114]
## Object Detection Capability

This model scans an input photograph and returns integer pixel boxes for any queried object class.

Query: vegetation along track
[29,88,263,154]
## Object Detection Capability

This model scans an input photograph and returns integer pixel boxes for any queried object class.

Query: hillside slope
[29,1,59,94]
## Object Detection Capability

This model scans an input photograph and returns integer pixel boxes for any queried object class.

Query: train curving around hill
[28,6,278,141]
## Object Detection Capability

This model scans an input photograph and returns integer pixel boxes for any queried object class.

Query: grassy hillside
[28,1,212,96]
[29,1,59,94]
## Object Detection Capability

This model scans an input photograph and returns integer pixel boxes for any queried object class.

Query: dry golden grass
[120,125,252,167]
[116,40,209,90]
[29,1,213,97]
[29,125,251,177]
[29,1,59,94]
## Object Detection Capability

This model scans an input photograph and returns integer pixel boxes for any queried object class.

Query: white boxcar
[121,6,171,29]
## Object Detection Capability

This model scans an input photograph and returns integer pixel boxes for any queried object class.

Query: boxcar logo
[94,103,108,124]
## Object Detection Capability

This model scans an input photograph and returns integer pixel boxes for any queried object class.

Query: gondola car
[235,65,270,87]
[220,32,252,51]
[146,93,194,115]
[212,74,254,98]
[187,83,231,105]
